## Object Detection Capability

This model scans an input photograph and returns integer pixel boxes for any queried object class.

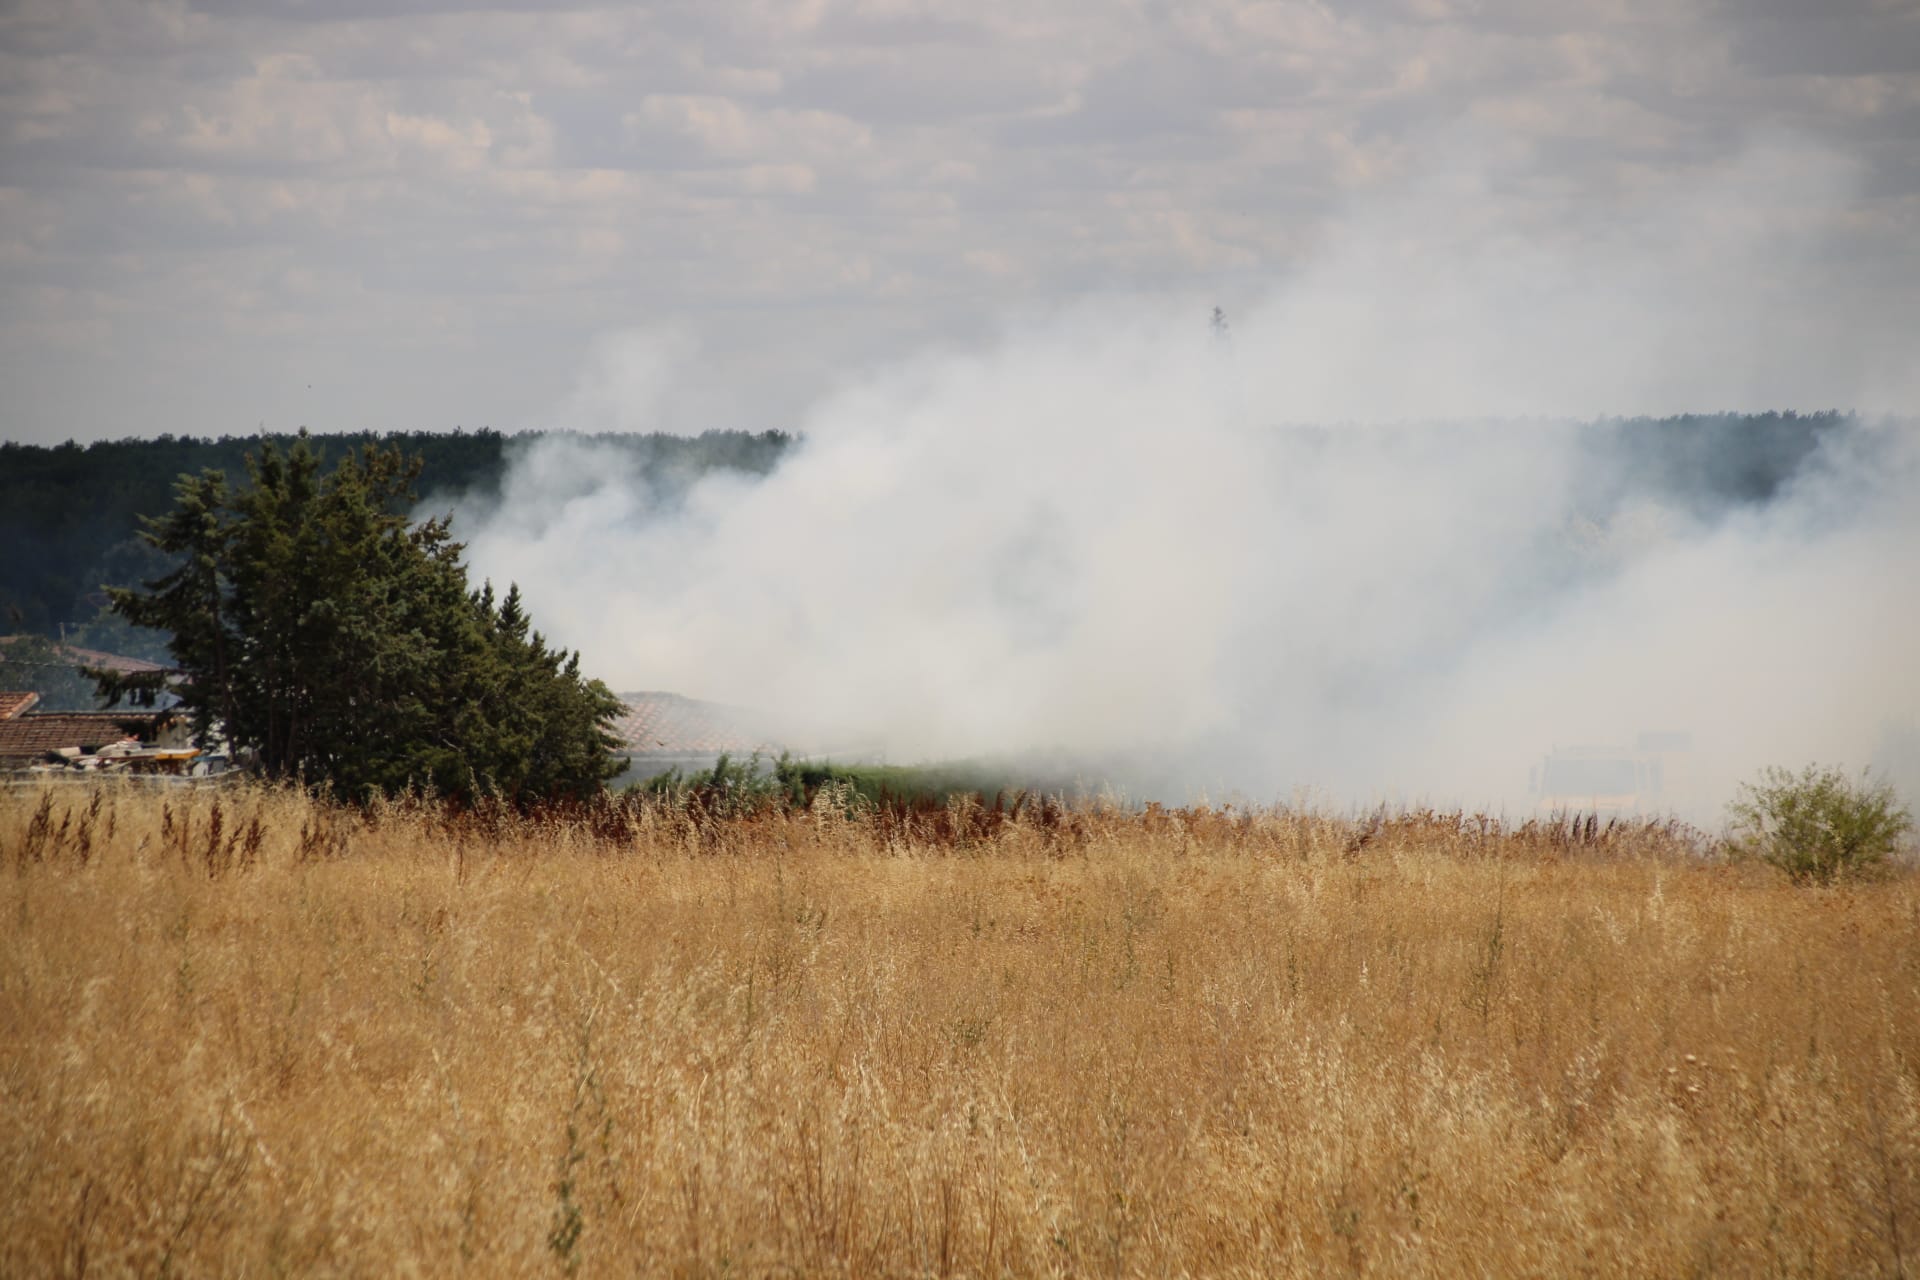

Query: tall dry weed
[1,780,1915,1275]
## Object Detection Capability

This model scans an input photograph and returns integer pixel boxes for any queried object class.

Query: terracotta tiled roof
[0,711,172,764]
[0,691,40,720]
[612,692,785,758]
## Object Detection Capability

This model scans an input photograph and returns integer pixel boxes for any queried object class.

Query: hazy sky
[3,0,1918,445]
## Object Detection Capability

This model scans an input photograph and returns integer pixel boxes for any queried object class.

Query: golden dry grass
[2,781,1918,1277]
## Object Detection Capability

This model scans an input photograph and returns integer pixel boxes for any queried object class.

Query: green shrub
[633,753,1072,816]
[634,752,786,816]
[1728,765,1913,884]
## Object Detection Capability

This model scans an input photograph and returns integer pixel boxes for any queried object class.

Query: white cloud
[623,94,872,166]
[0,0,1914,444]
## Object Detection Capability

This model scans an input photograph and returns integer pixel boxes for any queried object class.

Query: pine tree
[100,433,621,803]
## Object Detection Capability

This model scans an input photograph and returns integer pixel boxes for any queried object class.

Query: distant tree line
[0,428,794,643]
[0,410,1871,660]
[1570,410,1857,516]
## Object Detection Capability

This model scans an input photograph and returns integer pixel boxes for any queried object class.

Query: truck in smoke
[1531,732,1693,815]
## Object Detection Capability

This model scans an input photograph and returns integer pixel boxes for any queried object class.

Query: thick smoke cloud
[453,135,1920,817]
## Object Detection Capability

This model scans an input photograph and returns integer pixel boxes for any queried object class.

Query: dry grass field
[2,782,1917,1277]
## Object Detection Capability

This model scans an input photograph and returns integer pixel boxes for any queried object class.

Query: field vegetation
[3,781,1917,1276]
[641,754,1081,813]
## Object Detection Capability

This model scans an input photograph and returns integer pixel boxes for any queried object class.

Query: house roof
[612,692,786,758]
[0,710,176,764]
[0,691,40,720]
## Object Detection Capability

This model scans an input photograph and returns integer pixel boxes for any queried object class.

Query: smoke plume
[453,133,1920,817]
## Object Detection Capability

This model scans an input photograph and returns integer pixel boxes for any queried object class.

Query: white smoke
[453,132,1920,817]
[549,329,699,435]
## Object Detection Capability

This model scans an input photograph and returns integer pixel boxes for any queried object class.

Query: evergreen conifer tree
[98,433,622,802]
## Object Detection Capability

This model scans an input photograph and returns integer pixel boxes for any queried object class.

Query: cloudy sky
[3,0,1918,445]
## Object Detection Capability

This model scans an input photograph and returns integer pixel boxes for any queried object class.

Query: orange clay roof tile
[0,713,146,763]
[0,691,41,720]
